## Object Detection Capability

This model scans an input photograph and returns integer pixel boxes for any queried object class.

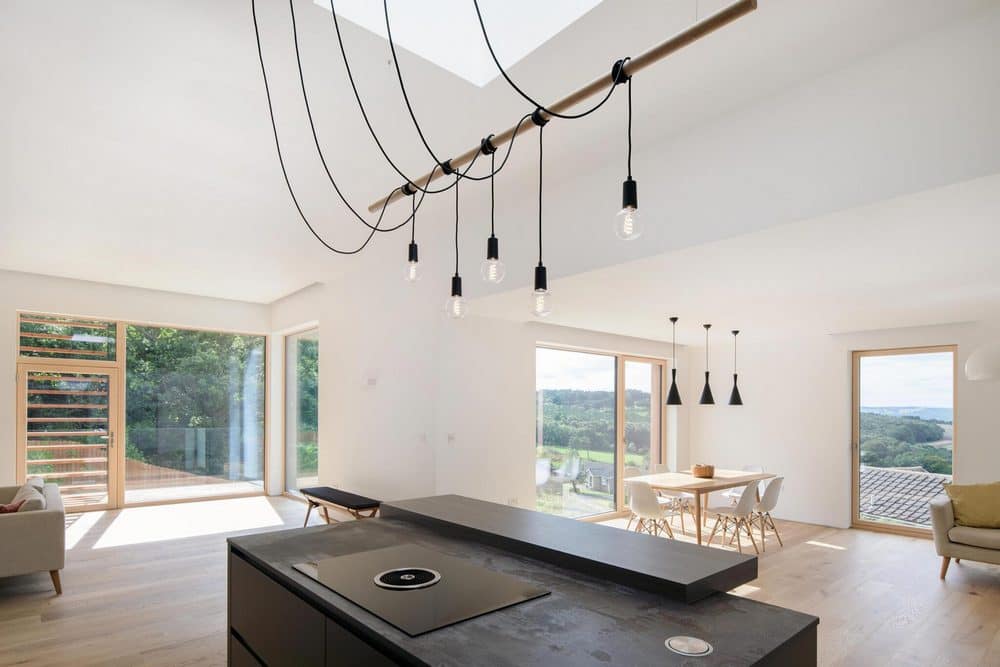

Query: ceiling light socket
[451,274,463,297]
[534,264,548,291]
[622,177,638,210]
[486,235,499,260]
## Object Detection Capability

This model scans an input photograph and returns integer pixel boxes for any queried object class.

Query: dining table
[625,468,776,546]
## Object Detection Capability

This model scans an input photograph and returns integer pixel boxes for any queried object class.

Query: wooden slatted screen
[18,313,117,361]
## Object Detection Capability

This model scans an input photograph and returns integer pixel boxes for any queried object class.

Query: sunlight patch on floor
[805,540,847,550]
[65,510,104,549]
[92,496,284,549]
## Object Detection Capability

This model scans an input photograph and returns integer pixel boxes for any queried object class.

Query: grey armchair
[930,495,1000,580]
[0,483,66,593]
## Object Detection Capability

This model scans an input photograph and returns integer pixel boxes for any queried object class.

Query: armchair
[930,495,1000,579]
[0,483,66,593]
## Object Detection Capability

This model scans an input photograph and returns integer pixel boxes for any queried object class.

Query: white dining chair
[721,465,765,505]
[707,483,759,554]
[649,464,695,533]
[753,476,784,551]
[626,480,678,538]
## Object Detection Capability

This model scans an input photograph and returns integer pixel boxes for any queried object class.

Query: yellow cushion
[945,482,1000,528]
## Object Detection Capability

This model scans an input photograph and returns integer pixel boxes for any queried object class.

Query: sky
[535,348,654,393]
[859,351,953,407]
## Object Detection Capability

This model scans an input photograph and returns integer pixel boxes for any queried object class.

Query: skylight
[315,0,604,87]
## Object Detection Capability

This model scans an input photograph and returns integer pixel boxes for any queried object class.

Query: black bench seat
[300,487,381,525]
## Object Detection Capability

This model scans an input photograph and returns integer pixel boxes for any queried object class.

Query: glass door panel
[622,360,663,504]
[535,348,617,518]
[285,329,319,493]
[21,368,117,511]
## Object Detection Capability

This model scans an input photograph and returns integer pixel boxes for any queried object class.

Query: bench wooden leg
[50,570,62,595]
[322,506,331,524]
[303,502,314,527]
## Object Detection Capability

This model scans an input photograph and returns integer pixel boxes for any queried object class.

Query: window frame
[15,310,269,511]
[282,326,320,496]
[535,344,669,522]
[850,344,957,538]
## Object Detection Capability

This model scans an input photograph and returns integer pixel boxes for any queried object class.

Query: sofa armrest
[929,495,954,556]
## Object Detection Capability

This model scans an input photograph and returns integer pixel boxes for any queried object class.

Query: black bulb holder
[622,177,638,211]
[486,235,499,261]
[407,242,418,263]
[451,274,462,297]
[534,264,548,292]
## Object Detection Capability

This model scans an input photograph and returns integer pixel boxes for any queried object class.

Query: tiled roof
[859,465,951,527]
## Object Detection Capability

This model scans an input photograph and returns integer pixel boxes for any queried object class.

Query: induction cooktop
[293,544,550,637]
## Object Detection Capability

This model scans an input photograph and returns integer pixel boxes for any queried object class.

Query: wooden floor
[0,497,997,666]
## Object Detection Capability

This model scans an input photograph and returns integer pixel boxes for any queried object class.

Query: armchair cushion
[948,526,1000,550]
[11,483,46,512]
[945,481,1000,528]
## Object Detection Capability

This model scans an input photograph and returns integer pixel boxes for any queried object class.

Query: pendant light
[532,116,552,317]
[445,174,467,318]
[666,316,682,405]
[699,323,715,405]
[615,72,641,240]
[404,194,420,282]
[480,146,506,284]
[729,329,743,406]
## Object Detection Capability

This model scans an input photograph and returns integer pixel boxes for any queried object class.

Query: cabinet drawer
[229,552,325,666]
[325,618,397,666]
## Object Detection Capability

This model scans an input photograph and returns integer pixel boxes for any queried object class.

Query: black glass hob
[293,544,549,637]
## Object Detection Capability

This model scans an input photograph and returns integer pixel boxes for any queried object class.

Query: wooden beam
[366,0,757,212]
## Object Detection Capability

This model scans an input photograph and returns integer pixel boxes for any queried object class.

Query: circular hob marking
[665,636,713,657]
[373,567,441,590]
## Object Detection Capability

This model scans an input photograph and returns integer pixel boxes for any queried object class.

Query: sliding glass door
[852,346,956,532]
[123,325,266,505]
[285,329,319,493]
[535,347,665,519]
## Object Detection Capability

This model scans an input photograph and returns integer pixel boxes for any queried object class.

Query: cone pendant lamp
[666,316,682,405]
[699,323,715,405]
[729,329,743,406]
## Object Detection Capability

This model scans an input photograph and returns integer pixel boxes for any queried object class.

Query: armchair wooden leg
[955,558,961,563]
[49,570,62,595]
[940,556,951,580]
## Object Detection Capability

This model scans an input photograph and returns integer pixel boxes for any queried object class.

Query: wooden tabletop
[625,468,775,493]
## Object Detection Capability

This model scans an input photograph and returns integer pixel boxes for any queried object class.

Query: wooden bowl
[691,464,715,479]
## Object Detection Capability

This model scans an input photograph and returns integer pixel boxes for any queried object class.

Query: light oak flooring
[0,496,996,666]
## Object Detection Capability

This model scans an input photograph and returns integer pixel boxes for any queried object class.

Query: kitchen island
[228,495,817,666]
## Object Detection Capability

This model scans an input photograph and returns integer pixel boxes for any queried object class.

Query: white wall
[687,322,1000,528]
[0,269,270,486]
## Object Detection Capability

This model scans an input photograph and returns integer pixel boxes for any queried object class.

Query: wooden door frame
[16,360,122,513]
[615,355,668,514]
[850,344,957,538]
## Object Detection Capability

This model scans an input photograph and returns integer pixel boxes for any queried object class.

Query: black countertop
[229,498,817,666]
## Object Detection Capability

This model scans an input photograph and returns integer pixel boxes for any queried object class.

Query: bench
[300,487,381,526]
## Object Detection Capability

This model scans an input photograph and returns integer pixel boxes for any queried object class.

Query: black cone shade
[666,368,682,405]
[729,373,743,406]
[699,371,715,405]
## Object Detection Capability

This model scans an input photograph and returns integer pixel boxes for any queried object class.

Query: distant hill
[861,406,952,423]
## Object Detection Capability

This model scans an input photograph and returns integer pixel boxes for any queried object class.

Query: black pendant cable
[405,194,419,282]
[666,316,683,405]
[729,330,743,406]
[532,119,551,317]
[480,148,506,283]
[615,72,641,240]
[699,323,715,405]
[445,174,467,319]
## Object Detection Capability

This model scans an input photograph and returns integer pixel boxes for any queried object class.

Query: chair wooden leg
[635,518,644,533]
[759,514,766,552]
[940,556,951,580]
[49,570,62,595]
[744,519,759,554]
[303,502,314,527]
[767,513,783,546]
[661,517,674,539]
[626,513,635,531]
[678,506,686,535]
[707,516,722,545]
[734,523,743,554]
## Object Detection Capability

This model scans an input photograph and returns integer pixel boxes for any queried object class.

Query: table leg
[695,492,703,545]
